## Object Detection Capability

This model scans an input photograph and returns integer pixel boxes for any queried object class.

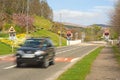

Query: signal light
[67,33,71,37]
[104,33,109,36]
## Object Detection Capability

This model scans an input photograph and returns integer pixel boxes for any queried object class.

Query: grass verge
[57,47,103,80]
[0,42,12,55]
[112,46,120,64]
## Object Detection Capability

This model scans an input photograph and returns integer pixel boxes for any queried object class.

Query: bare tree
[110,0,120,36]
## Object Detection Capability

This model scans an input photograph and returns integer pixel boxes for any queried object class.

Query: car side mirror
[47,44,52,47]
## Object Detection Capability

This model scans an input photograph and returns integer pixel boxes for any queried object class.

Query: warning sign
[8,26,16,33]
[8,26,16,40]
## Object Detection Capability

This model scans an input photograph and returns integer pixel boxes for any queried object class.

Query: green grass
[0,33,8,38]
[31,30,67,46]
[57,47,103,80]
[0,42,12,55]
[33,16,52,30]
[112,46,120,64]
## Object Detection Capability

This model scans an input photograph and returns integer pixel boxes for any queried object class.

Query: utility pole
[91,27,93,41]
[59,13,62,46]
[26,0,30,38]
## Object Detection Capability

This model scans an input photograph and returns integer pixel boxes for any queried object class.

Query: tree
[0,0,53,32]
[12,13,34,31]
[85,25,102,41]
[110,0,120,37]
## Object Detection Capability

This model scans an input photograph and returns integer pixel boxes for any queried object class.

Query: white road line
[71,58,79,62]
[3,65,16,69]
[56,47,81,54]
[56,46,75,52]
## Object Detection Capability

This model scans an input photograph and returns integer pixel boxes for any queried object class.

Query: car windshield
[23,39,44,47]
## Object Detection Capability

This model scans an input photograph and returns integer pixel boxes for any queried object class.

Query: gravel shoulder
[86,46,120,80]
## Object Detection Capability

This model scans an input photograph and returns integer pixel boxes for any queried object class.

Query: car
[15,38,55,68]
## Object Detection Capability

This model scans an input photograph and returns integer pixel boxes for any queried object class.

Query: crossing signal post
[103,28,110,42]
[104,32,110,41]
[8,26,16,40]
[66,31,72,45]
[104,32,109,36]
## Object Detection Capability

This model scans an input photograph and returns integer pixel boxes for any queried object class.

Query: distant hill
[90,24,110,28]
[62,22,84,30]
[62,22,83,27]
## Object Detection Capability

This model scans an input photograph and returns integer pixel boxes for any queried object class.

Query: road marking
[0,46,84,62]
[3,57,77,69]
[3,65,16,69]
[55,57,79,62]
[56,46,76,52]
[70,58,79,62]
[56,47,81,54]
[0,47,82,62]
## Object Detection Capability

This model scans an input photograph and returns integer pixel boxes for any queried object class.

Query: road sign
[104,28,109,35]
[9,32,16,40]
[104,32,109,36]
[66,31,72,37]
[103,28,110,41]
[8,26,16,33]
[58,31,60,34]
[8,26,16,40]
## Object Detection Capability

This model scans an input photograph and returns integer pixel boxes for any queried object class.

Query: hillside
[89,24,110,28]
[0,16,67,47]
[31,30,66,46]
[33,16,53,30]
[32,16,67,46]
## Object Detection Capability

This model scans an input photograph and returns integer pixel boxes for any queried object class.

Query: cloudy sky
[47,0,117,26]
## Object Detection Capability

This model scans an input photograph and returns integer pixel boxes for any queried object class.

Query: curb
[0,54,14,60]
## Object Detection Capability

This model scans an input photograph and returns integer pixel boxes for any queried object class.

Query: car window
[23,39,43,47]
[46,39,53,47]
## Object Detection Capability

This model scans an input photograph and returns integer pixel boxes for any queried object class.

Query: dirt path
[86,46,120,80]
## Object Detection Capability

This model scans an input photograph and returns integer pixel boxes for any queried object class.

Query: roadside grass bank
[112,46,120,64]
[31,30,67,46]
[0,30,67,55]
[57,47,103,80]
[0,42,13,55]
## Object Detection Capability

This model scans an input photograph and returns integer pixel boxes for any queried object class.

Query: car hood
[17,47,45,51]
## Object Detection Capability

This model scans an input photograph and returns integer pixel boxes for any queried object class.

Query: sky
[47,0,117,26]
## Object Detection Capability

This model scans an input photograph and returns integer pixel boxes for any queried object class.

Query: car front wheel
[16,62,22,67]
[50,57,55,65]
[42,58,49,68]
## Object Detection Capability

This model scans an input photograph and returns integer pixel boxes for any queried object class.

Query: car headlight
[16,55,21,58]
[34,50,45,56]
[16,50,24,55]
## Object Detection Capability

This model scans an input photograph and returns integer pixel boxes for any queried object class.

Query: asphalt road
[0,44,98,80]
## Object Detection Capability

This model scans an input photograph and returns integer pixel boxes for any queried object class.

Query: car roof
[26,37,50,40]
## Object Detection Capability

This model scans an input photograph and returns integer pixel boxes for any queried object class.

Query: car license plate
[22,54,35,58]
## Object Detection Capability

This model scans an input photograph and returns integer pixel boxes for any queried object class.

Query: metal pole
[12,41,14,53]
[26,0,29,38]
[91,27,93,41]
[59,13,62,46]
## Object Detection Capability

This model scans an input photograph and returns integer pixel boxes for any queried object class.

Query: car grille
[23,51,34,54]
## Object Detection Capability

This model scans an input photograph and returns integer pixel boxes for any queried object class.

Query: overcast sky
[47,0,117,26]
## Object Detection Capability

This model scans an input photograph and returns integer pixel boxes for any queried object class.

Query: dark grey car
[15,38,55,68]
